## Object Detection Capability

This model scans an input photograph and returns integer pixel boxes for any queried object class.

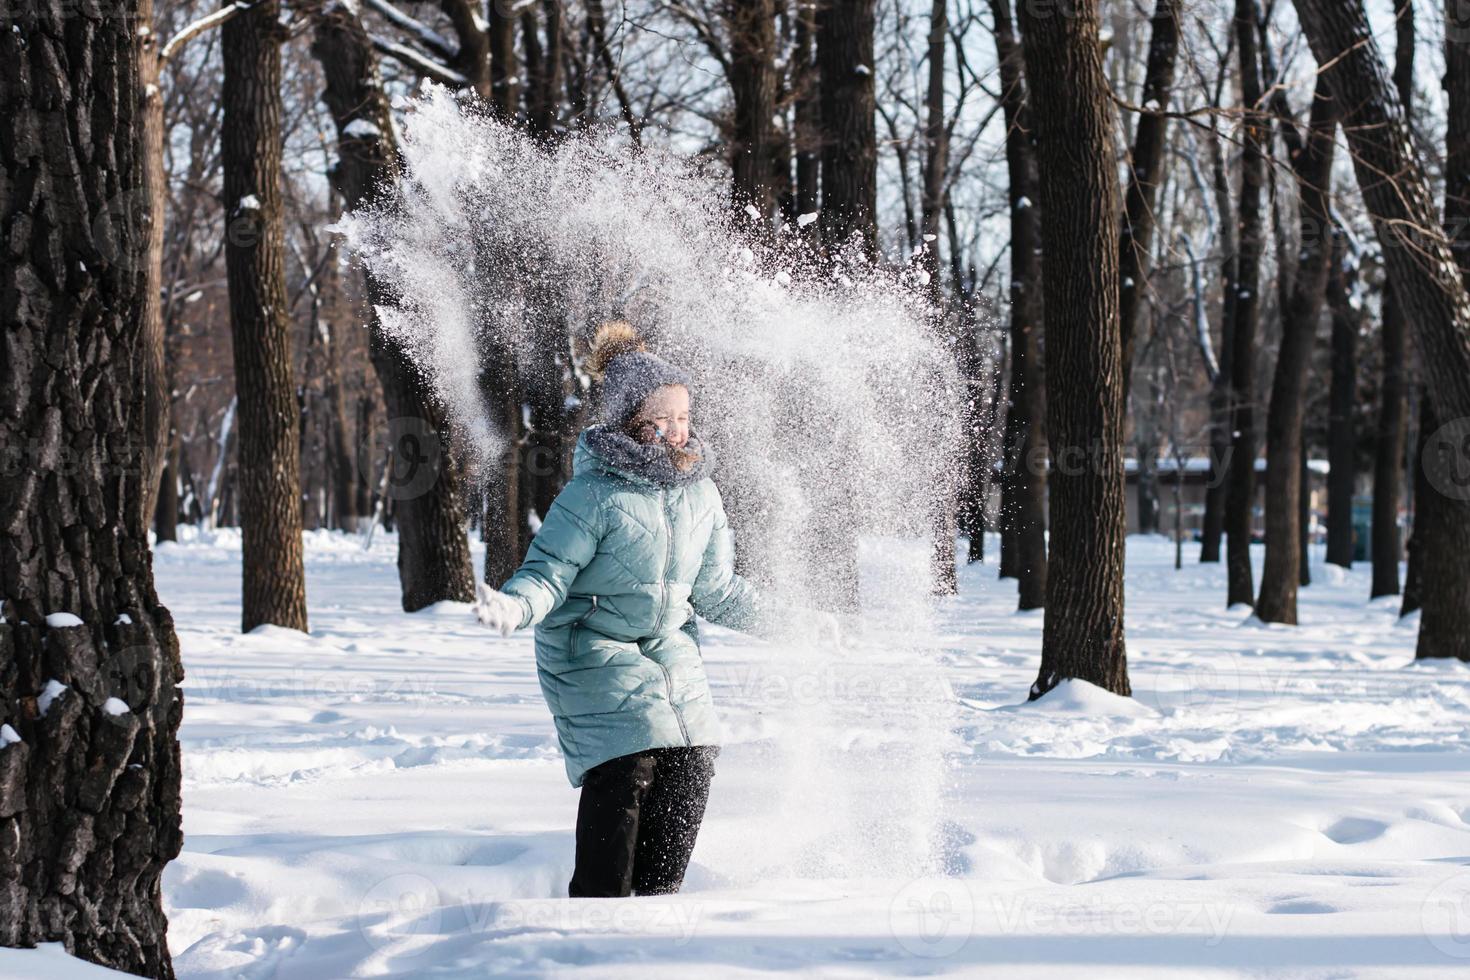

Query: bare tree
[1291,0,1470,661]
[726,0,779,214]
[1,3,185,973]
[1224,0,1268,609]
[1324,224,1361,568]
[313,2,478,612]
[989,0,1047,610]
[817,0,878,255]
[1404,0,1470,618]
[1257,78,1337,623]
[1118,0,1183,398]
[1017,0,1130,697]
[221,0,310,632]
[1370,0,1414,600]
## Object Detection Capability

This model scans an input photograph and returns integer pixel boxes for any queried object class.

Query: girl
[474,322,839,898]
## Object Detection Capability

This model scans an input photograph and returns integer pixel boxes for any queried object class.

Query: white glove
[474,583,523,637]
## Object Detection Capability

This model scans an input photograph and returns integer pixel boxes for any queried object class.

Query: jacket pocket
[568,595,599,656]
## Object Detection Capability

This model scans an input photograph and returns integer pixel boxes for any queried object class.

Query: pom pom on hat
[584,321,692,426]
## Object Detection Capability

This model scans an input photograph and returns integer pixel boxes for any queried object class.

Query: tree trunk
[0,4,185,973]
[816,0,878,257]
[1371,1,1415,600]
[1017,0,1129,697]
[793,0,820,233]
[489,0,520,118]
[1291,0,1470,661]
[948,201,993,563]
[1401,392,1433,615]
[482,353,526,589]
[1324,227,1359,567]
[1256,80,1336,623]
[1200,112,1238,564]
[137,0,170,526]
[920,0,948,289]
[313,4,477,611]
[222,0,309,633]
[155,438,181,543]
[523,0,562,137]
[441,0,493,99]
[727,0,779,216]
[1403,0,1470,637]
[1118,0,1181,399]
[1224,0,1268,609]
[989,0,1047,609]
[1299,453,1313,586]
[922,0,958,594]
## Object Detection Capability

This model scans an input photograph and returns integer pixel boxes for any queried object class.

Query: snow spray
[337,87,976,884]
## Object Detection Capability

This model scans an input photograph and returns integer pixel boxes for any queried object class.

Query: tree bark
[441,0,493,100]
[1324,227,1359,567]
[1118,0,1182,399]
[923,0,958,594]
[1370,0,1415,600]
[1256,80,1336,623]
[727,0,779,216]
[989,0,1047,609]
[1224,0,1268,608]
[1200,115,1238,564]
[137,0,170,527]
[222,0,309,633]
[1017,0,1129,697]
[792,0,820,234]
[1291,0,1470,661]
[489,0,520,118]
[816,0,878,257]
[1404,0,1470,639]
[1401,393,1433,615]
[920,0,948,288]
[313,4,477,612]
[482,353,526,590]
[523,0,563,137]
[155,440,181,543]
[0,4,184,973]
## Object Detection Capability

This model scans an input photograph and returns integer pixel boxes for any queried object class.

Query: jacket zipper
[568,595,598,651]
[654,488,689,746]
[654,488,673,629]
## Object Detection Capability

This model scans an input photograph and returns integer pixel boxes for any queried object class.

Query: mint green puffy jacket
[499,429,777,787]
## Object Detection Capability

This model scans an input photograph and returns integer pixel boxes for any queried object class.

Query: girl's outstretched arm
[689,484,784,638]
[498,480,602,630]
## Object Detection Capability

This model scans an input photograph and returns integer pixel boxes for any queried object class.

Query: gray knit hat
[587,322,692,426]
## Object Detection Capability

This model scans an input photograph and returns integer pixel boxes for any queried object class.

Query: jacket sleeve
[499,480,602,631]
[689,484,781,639]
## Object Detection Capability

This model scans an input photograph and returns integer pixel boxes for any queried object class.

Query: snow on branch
[370,34,470,89]
[362,0,457,62]
[161,2,252,65]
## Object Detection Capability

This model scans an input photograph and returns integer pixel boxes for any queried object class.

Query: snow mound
[412,600,476,618]
[246,624,310,640]
[45,612,83,628]
[0,944,132,978]
[1020,679,1159,718]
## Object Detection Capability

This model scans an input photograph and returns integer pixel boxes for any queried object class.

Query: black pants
[568,745,719,898]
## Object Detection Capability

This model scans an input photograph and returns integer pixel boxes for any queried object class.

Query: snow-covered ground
[8,529,1470,979]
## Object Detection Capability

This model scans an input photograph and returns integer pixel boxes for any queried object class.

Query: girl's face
[631,384,691,449]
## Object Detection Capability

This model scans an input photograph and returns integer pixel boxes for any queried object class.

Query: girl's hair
[625,411,703,473]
